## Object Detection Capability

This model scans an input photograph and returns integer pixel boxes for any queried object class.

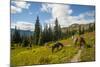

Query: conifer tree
[48,24,53,41]
[42,24,49,43]
[34,16,41,45]
[58,24,62,39]
[38,25,43,45]
[54,18,59,41]
[13,26,21,44]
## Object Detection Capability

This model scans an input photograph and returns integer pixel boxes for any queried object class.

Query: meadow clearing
[11,32,95,66]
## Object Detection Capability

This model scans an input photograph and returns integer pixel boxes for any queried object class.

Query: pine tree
[22,36,29,47]
[48,24,53,41]
[34,16,41,45]
[42,24,49,43]
[54,18,59,41]
[13,26,21,44]
[58,24,62,39]
[38,25,43,45]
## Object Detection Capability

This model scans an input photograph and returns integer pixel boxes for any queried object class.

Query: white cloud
[13,1,30,9]
[11,22,16,29]
[79,11,95,19]
[41,4,73,27]
[68,15,95,26]
[11,1,31,14]
[50,4,72,18]
[41,4,72,17]
[11,21,34,31]
[41,3,95,27]
[41,4,50,12]
[11,5,22,13]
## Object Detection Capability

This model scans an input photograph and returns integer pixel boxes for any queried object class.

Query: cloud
[41,4,72,16]
[11,1,31,14]
[13,1,30,9]
[68,16,95,25]
[72,11,95,24]
[11,21,34,31]
[41,4,73,27]
[41,3,95,27]
[11,5,22,13]
[41,4,50,12]
[11,22,16,29]
[50,4,72,18]
[79,11,95,19]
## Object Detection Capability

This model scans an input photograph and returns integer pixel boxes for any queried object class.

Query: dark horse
[74,36,86,48]
[79,36,86,48]
[52,42,64,52]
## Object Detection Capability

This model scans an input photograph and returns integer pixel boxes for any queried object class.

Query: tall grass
[80,32,95,62]
[11,46,78,66]
[80,47,95,62]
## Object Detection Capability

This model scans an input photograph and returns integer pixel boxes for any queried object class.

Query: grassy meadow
[11,32,95,66]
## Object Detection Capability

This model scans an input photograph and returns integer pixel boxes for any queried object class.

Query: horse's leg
[59,44,63,50]
[81,42,85,48]
[61,44,63,48]
[80,42,83,49]
[74,39,77,47]
[56,46,58,51]
[52,47,53,53]
[52,47,54,53]
[60,45,62,49]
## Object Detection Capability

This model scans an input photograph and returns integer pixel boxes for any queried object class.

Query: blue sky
[11,1,95,31]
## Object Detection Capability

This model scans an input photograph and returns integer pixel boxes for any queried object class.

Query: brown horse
[79,36,86,48]
[52,42,64,52]
[74,36,86,48]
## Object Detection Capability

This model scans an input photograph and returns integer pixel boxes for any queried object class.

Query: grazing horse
[52,42,64,52]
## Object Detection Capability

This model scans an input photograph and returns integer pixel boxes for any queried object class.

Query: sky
[11,1,95,31]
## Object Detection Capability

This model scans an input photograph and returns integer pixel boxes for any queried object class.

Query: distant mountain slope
[11,29,33,37]
[61,23,95,33]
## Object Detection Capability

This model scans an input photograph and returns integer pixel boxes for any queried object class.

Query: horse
[52,42,64,52]
[79,36,86,48]
[74,37,78,46]
[74,36,86,49]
